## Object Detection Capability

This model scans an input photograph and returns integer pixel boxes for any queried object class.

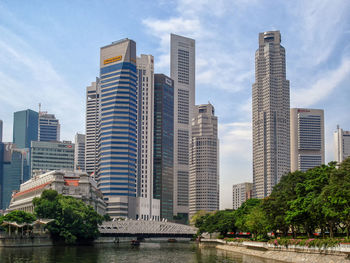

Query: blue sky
[0,0,349,209]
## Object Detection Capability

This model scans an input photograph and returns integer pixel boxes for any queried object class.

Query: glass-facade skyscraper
[153,74,174,221]
[98,39,137,218]
[38,111,60,142]
[13,109,38,149]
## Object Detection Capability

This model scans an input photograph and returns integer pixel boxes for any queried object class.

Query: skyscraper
[74,133,86,171]
[170,34,195,220]
[135,55,160,220]
[290,108,324,172]
[13,109,38,149]
[189,104,219,219]
[98,39,137,218]
[85,79,100,176]
[153,74,174,221]
[31,141,74,174]
[38,111,60,142]
[232,182,253,210]
[0,120,3,143]
[334,125,350,163]
[1,143,30,209]
[252,31,290,198]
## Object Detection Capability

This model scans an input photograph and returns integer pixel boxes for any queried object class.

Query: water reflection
[0,242,285,263]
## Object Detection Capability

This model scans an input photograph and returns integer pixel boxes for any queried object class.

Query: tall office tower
[38,111,60,142]
[153,74,174,221]
[170,33,195,220]
[0,120,3,142]
[1,143,30,209]
[334,125,350,163]
[31,141,74,174]
[290,108,325,172]
[13,109,39,149]
[232,182,253,210]
[98,39,137,218]
[189,104,219,219]
[252,31,290,198]
[74,133,86,171]
[85,79,100,176]
[135,55,160,220]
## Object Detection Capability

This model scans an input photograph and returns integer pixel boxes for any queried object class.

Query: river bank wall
[200,239,350,263]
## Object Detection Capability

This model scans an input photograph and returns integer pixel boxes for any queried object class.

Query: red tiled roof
[13,181,53,198]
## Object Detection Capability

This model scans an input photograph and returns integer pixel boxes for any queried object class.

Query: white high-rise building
[232,182,253,210]
[85,79,100,176]
[170,33,195,219]
[136,54,160,221]
[252,31,290,198]
[74,133,86,171]
[290,108,324,172]
[334,125,350,163]
[189,104,219,219]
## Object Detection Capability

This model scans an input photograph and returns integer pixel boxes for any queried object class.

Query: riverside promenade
[200,239,350,263]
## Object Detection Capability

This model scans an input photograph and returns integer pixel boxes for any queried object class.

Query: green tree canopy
[33,189,104,244]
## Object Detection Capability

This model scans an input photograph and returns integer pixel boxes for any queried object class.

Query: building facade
[8,170,106,215]
[31,141,74,175]
[13,109,38,149]
[290,108,325,172]
[232,182,253,210]
[153,74,174,221]
[85,79,100,176]
[334,125,350,163]
[170,34,195,220]
[98,39,138,218]
[189,104,219,218]
[74,133,86,171]
[38,111,60,142]
[1,143,30,209]
[252,31,290,198]
[0,120,3,143]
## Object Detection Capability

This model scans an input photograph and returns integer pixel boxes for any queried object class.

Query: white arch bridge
[99,220,197,238]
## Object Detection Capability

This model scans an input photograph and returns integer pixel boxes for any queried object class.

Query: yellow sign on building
[104,55,122,65]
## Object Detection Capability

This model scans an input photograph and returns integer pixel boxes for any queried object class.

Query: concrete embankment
[200,239,350,263]
[0,236,52,247]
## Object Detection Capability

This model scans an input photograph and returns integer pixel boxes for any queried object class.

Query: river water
[0,242,286,263]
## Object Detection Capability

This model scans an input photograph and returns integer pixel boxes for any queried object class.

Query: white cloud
[292,57,350,107]
[0,26,83,142]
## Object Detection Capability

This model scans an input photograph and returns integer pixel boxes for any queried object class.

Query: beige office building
[189,104,219,219]
[232,182,252,210]
[85,79,100,176]
[290,108,325,172]
[170,34,195,219]
[334,125,350,163]
[252,31,290,198]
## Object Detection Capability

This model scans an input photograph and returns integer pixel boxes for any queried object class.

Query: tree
[0,210,36,224]
[234,198,261,232]
[245,206,269,239]
[33,190,104,244]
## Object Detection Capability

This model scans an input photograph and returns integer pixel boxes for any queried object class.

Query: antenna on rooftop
[39,103,41,113]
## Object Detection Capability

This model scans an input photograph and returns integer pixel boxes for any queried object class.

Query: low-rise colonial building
[8,170,106,215]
